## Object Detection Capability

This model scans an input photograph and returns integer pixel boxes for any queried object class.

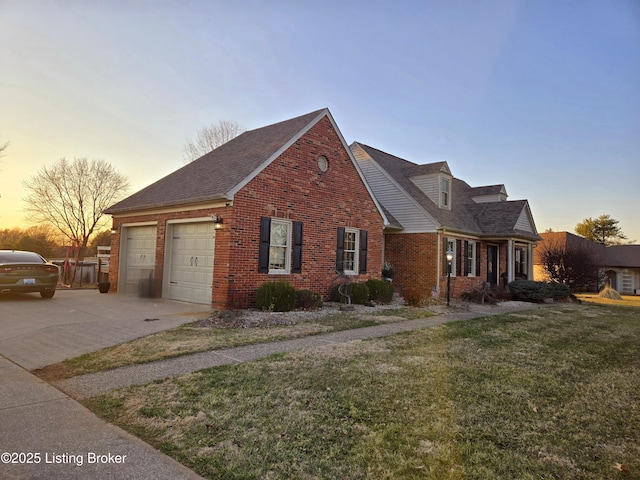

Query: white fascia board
[225,109,329,200]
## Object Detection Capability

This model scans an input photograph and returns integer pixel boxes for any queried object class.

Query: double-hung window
[337,227,368,275]
[342,228,358,274]
[465,241,475,277]
[440,177,450,208]
[269,219,290,273]
[259,217,303,274]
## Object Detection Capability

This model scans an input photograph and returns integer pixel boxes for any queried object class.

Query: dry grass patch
[35,306,437,381]
[86,304,640,479]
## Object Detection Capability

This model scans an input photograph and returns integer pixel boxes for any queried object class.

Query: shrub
[256,281,296,312]
[350,282,370,305]
[366,279,394,304]
[460,284,497,304]
[508,280,570,302]
[403,287,426,307]
[295,289,323,310]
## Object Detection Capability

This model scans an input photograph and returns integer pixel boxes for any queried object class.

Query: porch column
[507,239,514,283]
[527,243,534,280]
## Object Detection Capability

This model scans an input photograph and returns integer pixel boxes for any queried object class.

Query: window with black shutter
[258,217,302,274]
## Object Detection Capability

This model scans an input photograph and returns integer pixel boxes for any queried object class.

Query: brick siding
[110,116,384,308]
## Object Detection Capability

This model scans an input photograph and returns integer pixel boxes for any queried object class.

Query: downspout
[507,239,514,283]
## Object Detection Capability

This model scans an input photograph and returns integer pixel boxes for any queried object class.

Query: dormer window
[440,177,450,208]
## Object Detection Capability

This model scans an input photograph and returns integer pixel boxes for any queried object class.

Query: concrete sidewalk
[0,355,204,480]
[57,302,545,400]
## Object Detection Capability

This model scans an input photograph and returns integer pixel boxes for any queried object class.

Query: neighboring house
[605,245,640,294]
[106,109,386,308]
[350,143,541,299]
[534,232,640,295]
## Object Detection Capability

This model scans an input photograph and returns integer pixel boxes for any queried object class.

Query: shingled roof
[352,142,540,240]
[107,109,328,214]
[606,245,640,267]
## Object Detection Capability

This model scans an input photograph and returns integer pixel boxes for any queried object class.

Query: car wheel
[40,290,55,299]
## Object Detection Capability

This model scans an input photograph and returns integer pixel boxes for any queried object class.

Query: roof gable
[107,109,328,214]
[353,142,540,239]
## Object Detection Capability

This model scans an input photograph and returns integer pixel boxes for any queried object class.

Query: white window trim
[466,242,476,277]
[440,176,451,209]
[343,228,359,276]
[268,219,292,274]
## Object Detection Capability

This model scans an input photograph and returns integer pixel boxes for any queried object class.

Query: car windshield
[0,252,45,264]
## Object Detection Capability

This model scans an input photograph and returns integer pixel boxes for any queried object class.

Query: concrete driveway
[0,289,212,370]
[0,289,210,479]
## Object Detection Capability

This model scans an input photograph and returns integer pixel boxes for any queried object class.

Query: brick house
[106,109,386,308]
[351,143,541,299]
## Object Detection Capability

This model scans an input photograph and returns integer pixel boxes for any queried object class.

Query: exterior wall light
[212,215,223,230]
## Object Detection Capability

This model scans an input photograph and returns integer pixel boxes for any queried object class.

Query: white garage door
[168,222,215,304]
[121,225,157,294]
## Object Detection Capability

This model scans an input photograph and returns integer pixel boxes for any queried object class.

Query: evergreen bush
[256,280,297,312]
[366,279,394,303]
[349,282,370,305]
[508,280,570,302]
[295,289,323,310]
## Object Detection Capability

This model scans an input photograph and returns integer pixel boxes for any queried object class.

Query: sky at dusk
[1,0,639,242]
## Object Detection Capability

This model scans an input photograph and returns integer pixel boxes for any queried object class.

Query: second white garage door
[167,222,215,304]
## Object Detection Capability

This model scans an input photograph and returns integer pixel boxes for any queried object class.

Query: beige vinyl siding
[515,208,534,233]
[409,175,439,205]
[354,149,438,233]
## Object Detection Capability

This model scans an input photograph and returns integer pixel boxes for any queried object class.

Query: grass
[577,293,640,308]
[85,303,640,479]
[34,306,435,381]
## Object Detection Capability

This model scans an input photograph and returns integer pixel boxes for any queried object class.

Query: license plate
[23,278,36,285]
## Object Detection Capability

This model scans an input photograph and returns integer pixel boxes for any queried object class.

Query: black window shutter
[336,227,345,272]
[475,242,481,276]
[258,217,271,273]
[292,221,303,273]
[464,240,470,275]
[456,239,462,276]
[359,229,368,274]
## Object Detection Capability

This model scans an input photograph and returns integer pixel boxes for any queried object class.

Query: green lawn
[86,303,639,479]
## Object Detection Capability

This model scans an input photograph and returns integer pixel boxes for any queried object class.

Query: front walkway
[56,301,546,399]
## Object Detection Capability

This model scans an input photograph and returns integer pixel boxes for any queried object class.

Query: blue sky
[1,0,639,241]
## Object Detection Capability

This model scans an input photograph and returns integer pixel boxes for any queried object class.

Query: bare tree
[539,238,602,291]
[183,120,244,163]
[23,157,129,257]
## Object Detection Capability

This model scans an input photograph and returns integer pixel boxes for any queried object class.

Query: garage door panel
[167,222,215,304]
[122,225,157,294]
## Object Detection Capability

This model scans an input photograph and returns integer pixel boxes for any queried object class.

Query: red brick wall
[110,115,384,308]
[384,232,439,294]
[221,116,384,308]
[384,232,500,299]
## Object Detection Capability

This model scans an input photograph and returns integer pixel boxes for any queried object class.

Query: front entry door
[487,245,498,286]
